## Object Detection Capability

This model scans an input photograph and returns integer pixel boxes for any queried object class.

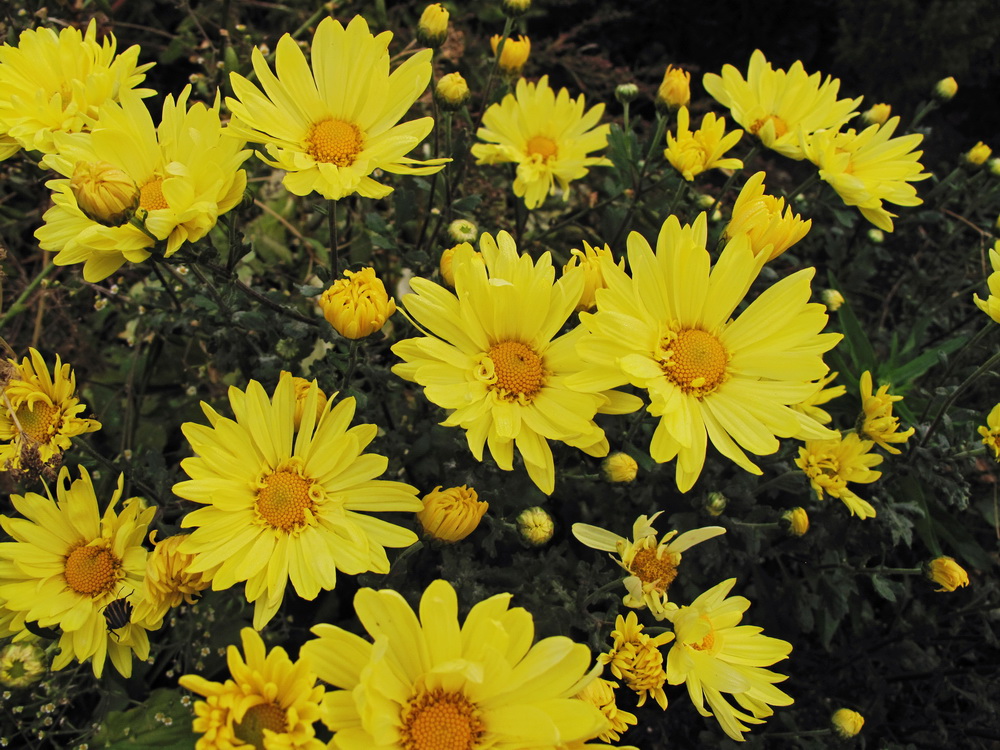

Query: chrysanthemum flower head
[780,507,809,537]
[564,241,623,311]
[657,64,691,111]
[792,370,845,425]
[573,512,725,619]
[516,506,554,545]
[472,76,612,209]
[965,141,992,166]
[226,15,448,201]
[435,71,470,110]
[801,117,930,232]
[392,231,642,494]
[925,556,970,592]
[831,708,865,738]
[973,242,1000,324]
[665,578,793,742]
[862,103,892,126]
[857,371,914,453]
[173,376,422,629]
[978,403,1000,460]
[570,212,841,491]
[724,171,811,261]
[0,467,156,678]
[601,451,638,482]
[575,677,638,742]
[703,49,861,160]
[36,87,250,281]
[133,532,213,629]
[179,627,326,750]
[490,34,531,76]
[665,106,744,181]
[0,348,101,475]
[934,76,958,101]
[300,579,610,748]
[318,266,397,339]
[0,19,153,158]
[795,432,882,519]
[0,641,47,688]
[598,610,674,709]
[416,485,488,542]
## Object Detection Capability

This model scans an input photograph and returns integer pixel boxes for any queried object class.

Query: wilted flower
[0,643,46,688]
[490,34,531,76]
[665,106,744,181]
[831,708,865,738]
[602,452,638,483]
[861,103,891,125]
[657,65,691,111]
[822,288,845,311]
[575,677,638,742]
[978,403,1000,459]
[69,161,139,226]
[934,76,958,101]
[781,507,809,536]
[926,556,970,592]
[598,611,673,709]
[564,241,623,311]
[516,506,554,545]
[416,3,449,47]
[857,371,914,454]
[796,432,883,519]
[416,485,488,542]
[435,71,470,110]
[965,141,992,166]
[724,171,811,260]
[448,218,478,242]
[318,267,397,339]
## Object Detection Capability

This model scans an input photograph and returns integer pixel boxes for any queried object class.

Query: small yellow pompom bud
[417,3,449,47]
[318,267,397,339]
[516,506,554,545]
[563,241,622,311]
[821,288,845,311]
[439,242,473,287]
[831,708,864,738]
[69,160,139,226]
[0,643,47,688]
[934,76,958,101]
[965,141,992,166]
[448,218,478,242]
[502,0,532,17]
[704,491,728,516]
[657,65,691,111]
[490,34,530,76]
[280,371,328,429]
[780,507,809,537]
[416,485,489,542]
[925,556,970,592]
[602,452,638,483]
[615,83,639,105]
[435,72,470,110]
[861,103,891,126]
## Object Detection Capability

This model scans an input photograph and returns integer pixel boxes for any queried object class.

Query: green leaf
[828,273,876,375]
[89,688,196,749]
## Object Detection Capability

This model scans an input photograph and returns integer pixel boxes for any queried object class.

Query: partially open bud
[280,371,328,429]
[69,160,139,226]
[861,103,891,126]
[502,0,532,17]
[439,242,473,287]
[416,3,449,47]
[656,65,691,111]
[435,72,470,110]
[780,507,809,537]
[516,506,554,545]
[602,452,638,483]
[831,708,864,738]
[925,556,970,592]
[821,288,845,311]
[965,141,992,166]
[490,34,530,76]
[417,485,489,542]
[318,267,397,339]
[563,241,622,311]
[934,76,958,101]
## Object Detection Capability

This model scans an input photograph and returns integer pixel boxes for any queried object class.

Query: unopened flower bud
[280,372,328,430]
[563,242,621,311]
[448,218,478,242]
[831,708,864,738]
[615,83,639,105]
[656,65,690,111]
[502,0,531,17]
[704,491,728,516]
[490,35,530,76]
[602,452,638,483]
[925,556,970,592]
[0,643,47,688]
[989,157,1000,177]
[780,507,809,536]
[861,103,891,126]
[417,485,488,542]
[416,3,449,47]
[69,161,139,226]
[439,242,473,287]
[435,72,470,110]
[965,141,992,166]
[517,506,554,545]
[318,267,396,339]
[867,228,884,244]
[934,76,958,101]
[821,288,845,311]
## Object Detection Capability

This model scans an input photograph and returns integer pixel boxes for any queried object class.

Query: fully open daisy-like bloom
[795,432,882,519]
[857,370,914,453]
[572,511,725,619]
[300,579,610,748]
[174,374,422,629]
[665,578,793,742]
[392,231,641,494]
[0,348,101,474]
[226,15,447,201]
[973,241,1000,323]
[598,610,673,710]
[978,403,1000,460]
[0,467,156,678]
[801,117,929,232]
[35,86,249,281]
[724,171,811,261]
[702,49,861,161]
[570,213,841,492]
[0,19,153,159]
[664,106,744,182]
[179,627,326,750]
[471,76,611,209]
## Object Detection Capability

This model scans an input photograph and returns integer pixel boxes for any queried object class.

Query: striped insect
[102,595,134,641]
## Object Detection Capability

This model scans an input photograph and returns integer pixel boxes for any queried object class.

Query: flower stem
[918,347,1000,449]
[341,339,361,390]
[474,17,514,134]
[328,199,340,277]
[0,261,55,332]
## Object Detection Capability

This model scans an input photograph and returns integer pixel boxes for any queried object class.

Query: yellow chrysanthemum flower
[564,241,623,312]
[965,141,992,166]
[664,106,744,181]
[179,627,326,750]
[792,370,845,425]
[657,64,691,111]
[0,348,101,474]
[973,242,1000,323]
[173,376,422,629]
[226,15,448,201]
[490,34,532,76]
[0,19,153,158]
[703,49,861,160]
[0,468,156,678]
[318,266,397,339]
[571,213,841,492]
[392,231,641,494]
[133,533,213,629]
[795,432,882,519]
[0,560,30,641]
[781,507,809,537]
[862,103,892,126]
[831,708,865,738]
[724,171,811,261]
[598,610,674,709]
[472,76,612,209]
[416,485,488,542]
[300,579,609,748]
[925,556,970,592]
[857,370,914,454]
[978,403,1000,459]
[35,87,250,281]
[281,371,329,430]
[801,117,930,232]
[576,677,638,742]
[573,511,725,619]
[665,578,793,742]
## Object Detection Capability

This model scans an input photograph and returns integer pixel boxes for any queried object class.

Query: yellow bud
[867,228,884,244]
[704,491,728,516]
[490,34,530,76]
[989,157,1000,177]
[417,485,488,542]
[563,241,622,311]
[435,72,470,110]
[502,0,532,17]
[318,267,397,339]
[602,452,638,483]
[725,172,811,261]
[925,556,970,592]
[934,76,958,101]
[657,65,691,111]
[965,141,992,166]
[831,708,864,738]
[780,507,809,537]
[861,102,891,126]
[821,288,845,311]
[448,218,478,242]
[69,160,139,226]
[516,506,554,545]
[439,242,473,287]
[417,3,449,47]
[279,371,328,429]
[0,642,47,688]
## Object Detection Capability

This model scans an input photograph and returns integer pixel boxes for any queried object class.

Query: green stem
[583,578,624,607]
[328,199,340,277]
[341,339,361,390]
[706,144,758,219]
[909,99,939,132]
[752,469,803,496]
[785,170,819,202]
[855,566,922,576]
[0,261,55,332]
[919,347,1000,449]
[474,17,514,134]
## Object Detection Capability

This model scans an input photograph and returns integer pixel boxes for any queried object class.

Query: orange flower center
[233,702,288,750]
[526,135,558,161]
[485,341,546,401]
[400,689,484,750]
[14,401,59,442]
[64,544,120,596]
[750,114,789,139]
[629,547,678,593]
[658,329,729,397]
[690,616,717,652]
[307,118,364,167]
[255,467,316,531]
[139,178,169,211]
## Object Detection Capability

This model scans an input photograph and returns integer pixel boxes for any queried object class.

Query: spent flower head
[598,611,673,709]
